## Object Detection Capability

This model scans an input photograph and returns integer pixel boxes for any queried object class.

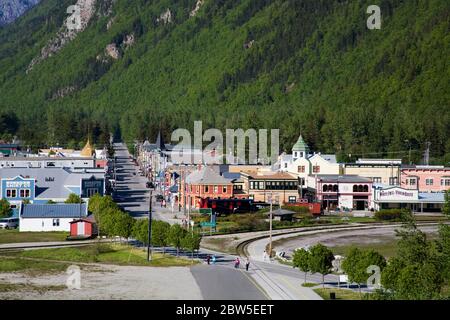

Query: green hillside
[0,0,449,163]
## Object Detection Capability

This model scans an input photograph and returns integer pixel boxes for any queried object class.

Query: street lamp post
[147,188,153,261]
[268,192,273,259]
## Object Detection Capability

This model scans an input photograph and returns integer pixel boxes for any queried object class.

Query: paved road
[112,143,149,218]
[191,265,267,300]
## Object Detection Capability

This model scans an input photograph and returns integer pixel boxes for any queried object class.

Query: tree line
[88,194,201,258]
[292,205,450,300]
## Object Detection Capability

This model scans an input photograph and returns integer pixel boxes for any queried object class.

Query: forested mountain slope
[0,0,448,163]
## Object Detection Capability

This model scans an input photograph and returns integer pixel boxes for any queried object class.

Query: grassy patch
[201,237,237,255]
[0,282,66,293]
[0,230,68,244]
[331,241,399,258]
[301,282,318,288]
[3,244,197,268]
[314,288,370,300]
[0,256,70,275]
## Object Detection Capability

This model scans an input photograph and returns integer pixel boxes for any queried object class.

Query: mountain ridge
[0,0,448,164]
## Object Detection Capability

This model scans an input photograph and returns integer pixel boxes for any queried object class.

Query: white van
[0,217,19,229]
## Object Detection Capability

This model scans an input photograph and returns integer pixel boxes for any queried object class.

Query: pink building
[401,166,450,192]
[313,175,373,211]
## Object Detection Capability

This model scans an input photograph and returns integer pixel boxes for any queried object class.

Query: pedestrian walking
[206,255,211,265]
[263,250,267,261]
[234,257,240,269]
[245,258,250,271]
[211,255,216,265]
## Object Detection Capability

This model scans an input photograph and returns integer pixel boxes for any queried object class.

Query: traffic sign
[199,208,212,215]
[200,222,216,227]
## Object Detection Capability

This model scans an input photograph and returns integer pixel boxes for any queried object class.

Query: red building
[69,218,96,239]
[181,166,233,209]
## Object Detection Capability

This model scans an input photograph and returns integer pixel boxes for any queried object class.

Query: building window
[6,189,17,198]
[426,179,434,186]
[223,186,227,193]
[441,179,450,186]
[284,163,288,168]
[19,189,31,198]
[313,166,320,173]
[204,185,209,193]
[298,166,305,173]
[372,177,382,183]
[389,177,398,185]
[52,219,60,227]
[288,196,296,203]
[406,178,417,186]
[86,188,98,197]
[214,185,218,193]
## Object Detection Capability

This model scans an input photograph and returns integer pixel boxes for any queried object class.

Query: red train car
[288,198,322,216]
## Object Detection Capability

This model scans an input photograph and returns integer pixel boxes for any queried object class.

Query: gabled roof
[21,203,88,218]
[313,175,372,183]
[186,167,231,185]
[0,167,104,199]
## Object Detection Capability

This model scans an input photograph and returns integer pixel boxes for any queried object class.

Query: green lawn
[0,229,68,244]
[4,244,197,268]
[0,256,71,275]
[0,282,66,293]
[301,282,318,288]
[331,241,399,258]
[314,288,371,300]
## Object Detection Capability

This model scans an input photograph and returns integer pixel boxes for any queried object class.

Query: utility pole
[183,165,187,217]
[147,189,153,261]
[268,192,273,259]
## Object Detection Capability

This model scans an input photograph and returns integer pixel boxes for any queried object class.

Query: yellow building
[343,159,401,186]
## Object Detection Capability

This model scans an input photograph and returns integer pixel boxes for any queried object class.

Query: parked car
[0,217,19,229]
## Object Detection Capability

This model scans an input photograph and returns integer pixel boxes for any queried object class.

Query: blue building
[0,168,105,217]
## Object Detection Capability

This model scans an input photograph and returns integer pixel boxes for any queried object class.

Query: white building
[19,203,88,232]
[278,135,341,189]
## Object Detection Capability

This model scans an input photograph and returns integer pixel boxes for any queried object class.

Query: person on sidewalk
[206,255,211,265]
[234,257,240,269]
[212,255,216,265]
[245,258,250,271]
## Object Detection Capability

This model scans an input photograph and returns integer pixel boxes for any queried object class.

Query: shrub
[375,209,409,221]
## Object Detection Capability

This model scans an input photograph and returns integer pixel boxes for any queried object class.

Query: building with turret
[277,135,340,191]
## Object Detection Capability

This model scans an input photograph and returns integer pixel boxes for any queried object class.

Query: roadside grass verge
[0,256,70,275]
[0,230,68,244]
[314,288,371,300]
[0,282,66,293]
[301,282,318,288]
[3,244,197,268]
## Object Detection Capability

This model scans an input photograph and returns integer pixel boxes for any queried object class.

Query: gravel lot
[0,264,203,300]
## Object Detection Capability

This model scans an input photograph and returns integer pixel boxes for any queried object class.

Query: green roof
[292,135,309,152]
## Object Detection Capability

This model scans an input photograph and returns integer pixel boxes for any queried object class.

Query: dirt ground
[0,264,203,300]
[272,225,440,258]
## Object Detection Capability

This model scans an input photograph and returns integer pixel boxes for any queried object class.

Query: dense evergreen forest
[0,0,448,163]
